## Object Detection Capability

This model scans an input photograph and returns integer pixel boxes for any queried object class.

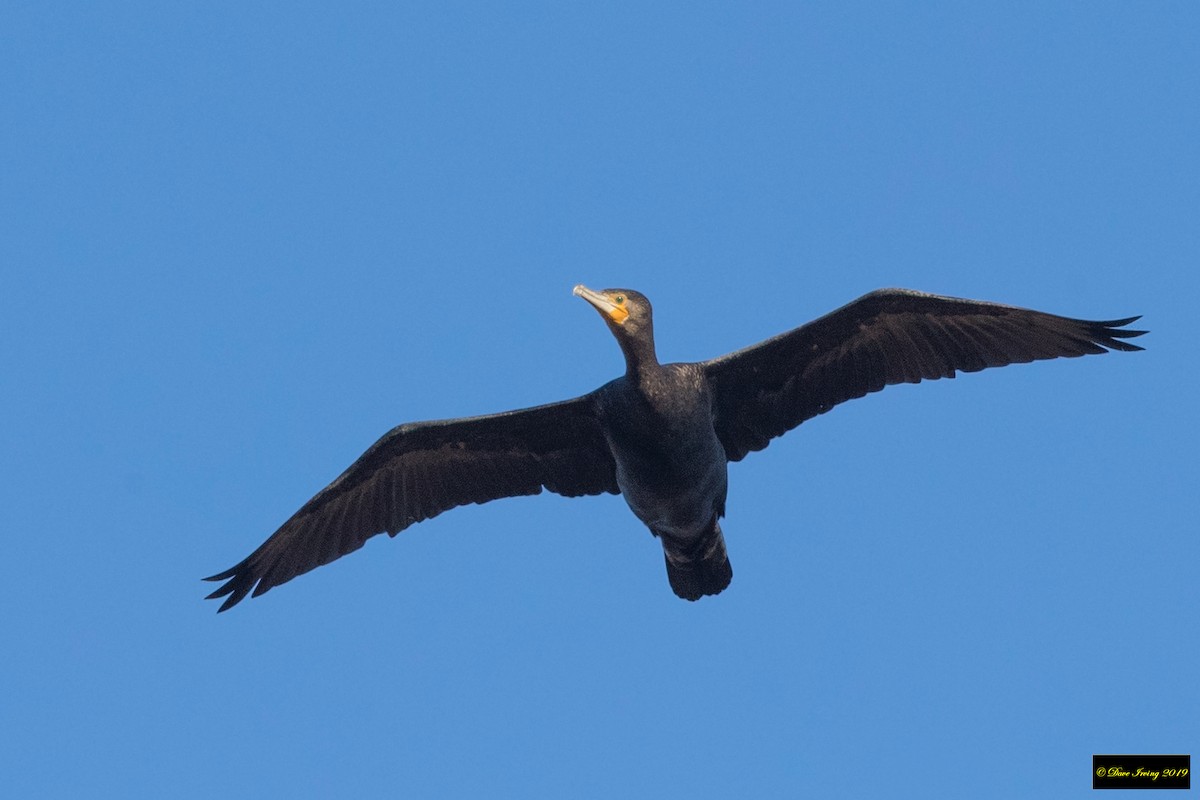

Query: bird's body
[206,286,1144,611]
[597,365,724,535]
[594,363,732,597]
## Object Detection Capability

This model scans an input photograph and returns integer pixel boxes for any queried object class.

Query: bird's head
[573,285,657,370]
[574,285,652,333]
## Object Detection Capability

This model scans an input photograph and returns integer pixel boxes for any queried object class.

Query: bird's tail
[660,521,733,601]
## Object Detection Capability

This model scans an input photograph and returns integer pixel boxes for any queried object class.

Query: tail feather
[661,523,733,601]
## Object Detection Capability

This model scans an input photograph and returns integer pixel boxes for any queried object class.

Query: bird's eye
[615,295,625,305]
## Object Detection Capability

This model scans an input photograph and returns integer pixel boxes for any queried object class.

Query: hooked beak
[574,284,629,324]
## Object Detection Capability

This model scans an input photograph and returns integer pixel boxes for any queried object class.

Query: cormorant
[205,286,1144,610]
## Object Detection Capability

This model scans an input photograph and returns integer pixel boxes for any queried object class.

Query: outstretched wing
[205,394,618,611]
[702,288,1146,462]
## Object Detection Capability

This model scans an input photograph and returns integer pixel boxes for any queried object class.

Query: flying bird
[205,286,1144,610]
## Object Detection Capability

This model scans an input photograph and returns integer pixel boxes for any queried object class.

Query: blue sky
[3,2,1196,797]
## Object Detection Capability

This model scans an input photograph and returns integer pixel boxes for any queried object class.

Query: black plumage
[205,286,1144,611]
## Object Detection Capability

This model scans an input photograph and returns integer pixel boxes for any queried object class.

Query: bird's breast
[597,371,728,538]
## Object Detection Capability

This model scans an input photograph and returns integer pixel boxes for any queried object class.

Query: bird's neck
[620,333,661,381]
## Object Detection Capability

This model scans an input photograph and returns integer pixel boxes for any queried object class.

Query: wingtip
[1101,314,1143,327]
[206,581,252,613]
[204,563,256,612]
[1095,315,1147,352]
[204,582,234,600]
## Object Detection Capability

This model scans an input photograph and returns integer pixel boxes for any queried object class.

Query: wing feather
[205,394,618,610]
[702,289,1145,461]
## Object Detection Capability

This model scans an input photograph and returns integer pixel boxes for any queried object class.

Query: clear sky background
[3,3,1196,798]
